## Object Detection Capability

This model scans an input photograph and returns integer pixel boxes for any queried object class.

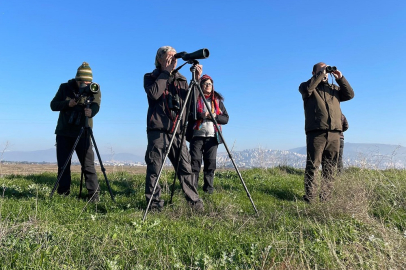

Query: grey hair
[155,46,176,69]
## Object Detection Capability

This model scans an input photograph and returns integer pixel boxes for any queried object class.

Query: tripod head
[172,59,201,76]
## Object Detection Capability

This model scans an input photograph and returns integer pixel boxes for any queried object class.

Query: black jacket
[144,69,189,134]
[50,79,101,137]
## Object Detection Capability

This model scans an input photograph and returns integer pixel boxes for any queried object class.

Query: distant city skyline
[2,143,405,170]
[1,1,405,156]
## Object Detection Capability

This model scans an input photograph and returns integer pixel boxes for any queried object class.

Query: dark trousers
[144,131,201,208]
[56,134,99,195]
[337,138,344,174]
[189,137,218,193]
[304,131,340,201]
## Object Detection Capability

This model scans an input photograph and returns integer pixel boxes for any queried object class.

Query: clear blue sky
[0,0,405,155]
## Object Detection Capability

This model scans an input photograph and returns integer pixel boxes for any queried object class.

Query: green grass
[0,167,405,269]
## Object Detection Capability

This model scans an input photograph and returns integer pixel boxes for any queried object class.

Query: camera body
[326,66,337,73]
[168,92,180,112]
[68,82,100,125]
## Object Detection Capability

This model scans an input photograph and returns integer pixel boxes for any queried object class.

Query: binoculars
[326,66,337,73]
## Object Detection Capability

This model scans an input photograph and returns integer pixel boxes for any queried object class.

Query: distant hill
[2,143,405,169]
[1,149,57,163]
[216,143,406,169]
[289,143,406,169]
[217,148,306,169]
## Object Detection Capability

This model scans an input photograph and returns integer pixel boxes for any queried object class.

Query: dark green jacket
[50,79,101,137]
[299,73,354,133]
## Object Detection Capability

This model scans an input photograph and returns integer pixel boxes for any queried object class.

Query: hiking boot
[88,192,100,203]
[303,195,313,204]
[148,204,163,213]
[190,200,204,212]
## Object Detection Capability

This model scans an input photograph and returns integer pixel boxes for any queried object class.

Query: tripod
[50,99,115,201]
[143,61,258,221]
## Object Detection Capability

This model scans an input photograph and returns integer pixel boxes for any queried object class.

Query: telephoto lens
[79,82,100,96]
[326,66,337,73]
[88,83,100,94]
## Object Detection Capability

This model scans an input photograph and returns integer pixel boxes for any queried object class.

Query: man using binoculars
[143,46,204,211]
[299,62,354,203]
[50,62,101,201]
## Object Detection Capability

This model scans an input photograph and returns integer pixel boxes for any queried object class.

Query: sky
[0,0,405,156]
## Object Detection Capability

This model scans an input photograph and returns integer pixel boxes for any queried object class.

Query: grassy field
[0,164,147,176]
[0,165,405,269]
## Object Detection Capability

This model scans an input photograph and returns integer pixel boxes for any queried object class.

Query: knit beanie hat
[75,62,93,81]
[200,74,213,86]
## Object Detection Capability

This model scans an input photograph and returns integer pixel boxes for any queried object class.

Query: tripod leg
[50,128,85,198]
[195,84,259,214]
[78,171,84,199]
[78,128,88,199]
[89,129,115,202]
[169,93,193,204]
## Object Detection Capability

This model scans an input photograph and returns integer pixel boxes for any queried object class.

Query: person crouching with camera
[186,75,229,194]
[50,62,101,202]
[143,46,204,211]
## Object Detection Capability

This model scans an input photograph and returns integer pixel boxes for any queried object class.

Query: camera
[326,66,337,73]
[174,49,210,61]
[79,82,100,96]
[168,92,180,112]
[68,82,100,125]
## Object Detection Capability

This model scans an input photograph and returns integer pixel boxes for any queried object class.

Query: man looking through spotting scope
[143,46,204,211]
[50,62,101,201]
[299,62,354,203]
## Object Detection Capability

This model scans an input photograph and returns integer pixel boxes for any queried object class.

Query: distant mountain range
[1,143,405,169]
[288,143,406,169]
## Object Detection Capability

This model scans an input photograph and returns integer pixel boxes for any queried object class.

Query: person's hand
[84,108,92,117]
[69,99,77,107]
[318,66,327,76]
[332,70,343,79]
[195,64,203,79]
[162,54,177,73]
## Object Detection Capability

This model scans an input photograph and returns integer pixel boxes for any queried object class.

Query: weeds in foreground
[0,167,405,269]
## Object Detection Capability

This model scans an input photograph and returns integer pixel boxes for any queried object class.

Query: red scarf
[194,91,221,131]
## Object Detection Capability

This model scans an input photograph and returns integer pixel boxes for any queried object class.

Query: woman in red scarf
[186,74,229,194]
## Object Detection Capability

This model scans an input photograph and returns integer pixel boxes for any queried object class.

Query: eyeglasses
[202,83,212,86]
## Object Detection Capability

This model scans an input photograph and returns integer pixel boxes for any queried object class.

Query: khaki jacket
[299,73,354,133]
